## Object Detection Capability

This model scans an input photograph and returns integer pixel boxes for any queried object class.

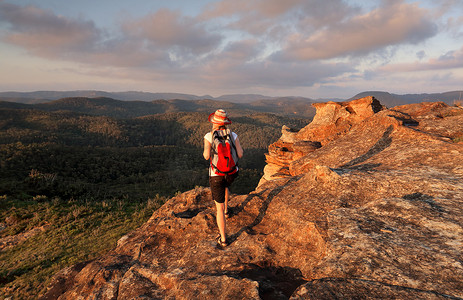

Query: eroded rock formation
[260,96,386,185]
[41,98,463,299]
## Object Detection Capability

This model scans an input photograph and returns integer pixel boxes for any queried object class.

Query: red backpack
[210,129,238,175]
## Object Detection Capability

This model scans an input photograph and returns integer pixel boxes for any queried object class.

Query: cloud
[197,45,356,89]
[122,8,223,56]
[201,0,302,20]
[0,1,101,57]
[200,0,439,63]
[377,46,463,73]
[219,39,262,62]
[199,0,355,43]
[416,50,426,60]
[279,0,438,60]
[0,2,222,68]
[295,0,358,28]
[429,0,463,18]
[81,38,357,92]
[0,0,440,65]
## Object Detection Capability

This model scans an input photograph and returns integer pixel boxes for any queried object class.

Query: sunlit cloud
[122,8,223,56]
[278,1,438,60]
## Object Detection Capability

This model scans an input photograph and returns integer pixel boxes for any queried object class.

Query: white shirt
[204,131,238,177]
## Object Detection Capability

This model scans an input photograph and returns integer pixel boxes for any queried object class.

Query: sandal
[216,235,228,248]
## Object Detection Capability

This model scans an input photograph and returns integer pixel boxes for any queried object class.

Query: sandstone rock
[296,96,385,145]
[261,134,322,183]
[289,102,463,176]
[260,96,382,186]
[261,140,298,183]
[292,141,321,160]
[261,163,290,181]
[280,125,299,143]
[41,99,463,299]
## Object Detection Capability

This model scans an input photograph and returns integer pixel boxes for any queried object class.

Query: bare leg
[224,187,229,215]
[215,201,226,243]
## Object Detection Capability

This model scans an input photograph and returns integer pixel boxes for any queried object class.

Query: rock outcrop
[260,96,385,184]
[41,98,463,299]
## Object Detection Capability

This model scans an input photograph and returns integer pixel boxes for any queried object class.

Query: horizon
[0,0,462,99]
[1,89,462,100]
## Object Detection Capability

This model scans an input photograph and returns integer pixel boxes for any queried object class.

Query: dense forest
[0,97,311,299]
[0,107,308,199]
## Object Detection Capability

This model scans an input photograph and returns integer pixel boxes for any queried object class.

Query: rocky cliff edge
[41,97,463,299]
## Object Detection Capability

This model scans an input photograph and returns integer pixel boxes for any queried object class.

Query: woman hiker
[203,109,244,248]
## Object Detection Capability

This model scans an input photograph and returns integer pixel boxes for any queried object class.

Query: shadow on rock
[229,178,297,244]
[403,192,445,213]
[173,208,202,219]
[388,110,420,127]
[239,264,307,300]
[342,125,393,168]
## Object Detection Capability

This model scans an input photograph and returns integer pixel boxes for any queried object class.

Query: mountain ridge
[349,90,463,107]
[2,90,462,120]
[1,90,462,107]
[0,91,268,104]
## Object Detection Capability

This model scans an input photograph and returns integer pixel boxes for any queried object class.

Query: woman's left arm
[234,136,244,158]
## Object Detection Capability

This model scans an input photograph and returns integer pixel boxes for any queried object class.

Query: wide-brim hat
[208,109,232,125]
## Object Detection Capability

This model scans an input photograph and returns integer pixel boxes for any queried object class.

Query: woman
[203,109,244,248]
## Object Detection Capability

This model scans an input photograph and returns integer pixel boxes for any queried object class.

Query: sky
[0,0,462,99]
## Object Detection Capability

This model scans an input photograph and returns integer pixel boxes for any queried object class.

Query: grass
[0,194,166,300]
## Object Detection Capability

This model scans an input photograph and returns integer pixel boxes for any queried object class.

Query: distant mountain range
[349,91,463,107]
[0,90,462,119]
[0,96,318,119]
[0,91,275,104]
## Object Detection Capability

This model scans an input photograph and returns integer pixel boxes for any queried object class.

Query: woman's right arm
[203,137,211,160]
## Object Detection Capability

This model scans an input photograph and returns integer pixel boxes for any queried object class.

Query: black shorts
[209,171,238,203]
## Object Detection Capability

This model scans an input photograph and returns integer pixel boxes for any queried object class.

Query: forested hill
[0,104,308,199]
[0,96,317,119]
